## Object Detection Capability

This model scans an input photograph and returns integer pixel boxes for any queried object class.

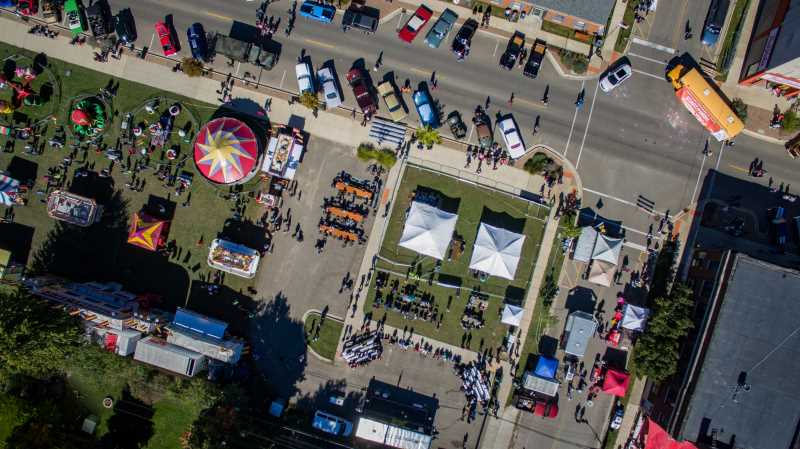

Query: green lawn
[542,20,576,40]
[304,313,344,360]
[148,398,204,449]
[0,394,31,447]
[615,0,640,53]
[365,166,548,350]
[0,41,260,319]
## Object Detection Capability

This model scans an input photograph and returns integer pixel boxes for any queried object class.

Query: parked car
[377,81,406,122]
[472,106,493,149]
[610,402,625,430]
[500,31,525,70]
[701,0,730,46]
[451,18,478,60]
[86,1,110,37]
[64,0,85,36]
[398,4,433,43]
[154,21,177,56]
[341,1,379,33]
[497,115,525,159]
[346,67,377,116]
[295,61,315,95]
[317,67,343,109]
[446,110,467,139]
[17,0,36,16]
[424,8,457,48]
[299,0,336,24]
[114,8,137,44]
[599,61,633,92]
[413,87,439,128]
[523,39,546,79]
[187,23,209,61]
[312,411,353,437]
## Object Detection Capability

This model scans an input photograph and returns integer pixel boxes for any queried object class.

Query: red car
[345,68,377,116]
[398,5,433,43]
[154,21,178,56]
[18,0,38,16]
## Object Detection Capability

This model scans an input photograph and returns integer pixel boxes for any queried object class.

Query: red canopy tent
[127,212,168,252]
[643,418,698,449]
[602,368,630,397]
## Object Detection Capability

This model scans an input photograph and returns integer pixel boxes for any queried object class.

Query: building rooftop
[678,254,800,448]
[533,0,616,27]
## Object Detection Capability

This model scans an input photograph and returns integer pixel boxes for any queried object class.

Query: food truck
[207,239,261,279]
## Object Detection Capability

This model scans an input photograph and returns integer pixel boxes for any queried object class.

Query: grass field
[365,165,548,349]
[304,313,344,361]
[0,42,261,318]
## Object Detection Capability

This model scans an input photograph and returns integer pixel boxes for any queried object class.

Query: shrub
[298,92,321,111]
[523,152,551,174]
[181,58,204,77]
[783,110,800,133]
[356,143,397,168]
[731,98,747,123]
[560,50,588,74]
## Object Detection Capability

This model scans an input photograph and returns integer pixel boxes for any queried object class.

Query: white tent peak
[591,234,623,265]
[398,201,458,260]
[469,223,525,280]
[501,304,524,326]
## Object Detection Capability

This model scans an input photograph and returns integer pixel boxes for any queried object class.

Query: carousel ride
[69,98,107,137]
[193,116,262,186]
[126,97,200,167]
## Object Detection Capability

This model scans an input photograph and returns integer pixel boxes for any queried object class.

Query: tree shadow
[0,222,34,266]
[5,156,38,185]
[602,347,629,370]
[538,335,559,358]
[97,387,155,449]
[415,186,460,214]
[577,207,625,239]
[185,281,259,336]
[219,218,268,252]
[292,378,364,425]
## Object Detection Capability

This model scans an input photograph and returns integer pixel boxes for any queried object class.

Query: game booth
[193,117,262,185]
[261,125,304,180]
[515,355,559,418]
[46,190,102,227]
[207,238,261,279]
[127,212,169,252]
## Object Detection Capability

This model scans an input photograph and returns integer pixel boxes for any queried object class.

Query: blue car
[299,1,336,23]
[413,88,440,128]
[187,23,208,61]
[700,0,729,46]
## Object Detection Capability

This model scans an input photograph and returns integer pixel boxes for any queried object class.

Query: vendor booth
[563,311,597,359]
[207,238,261,279]
[0,174,20,206]
[501,304,524,326]
[398,201,458,260]
[601,368,630,397]
[521,356,560,397]
[621,304,649,331]
[469,223,525,280]
[127,212,168,252]
[588,260,616,287]
[46,190,102,227]
[261,126,304,180]
[572,226,623,266]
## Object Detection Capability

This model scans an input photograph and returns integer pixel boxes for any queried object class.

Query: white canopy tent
[501,304,524,326]
[573,227,598,262]
[621,304,649,331]
[398,201,458,260]
[469,223,525,280]
[591,234,623,265]
[588,260,616,287]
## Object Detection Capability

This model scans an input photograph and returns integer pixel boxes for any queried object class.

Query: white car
[317,67,342,109]
[599,63,632,92]
[295,62,315,95]
[312,411,353,437]
[498,116,525,159]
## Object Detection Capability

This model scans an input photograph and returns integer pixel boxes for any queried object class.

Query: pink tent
[601,369,630,397]
[644,418,698,449]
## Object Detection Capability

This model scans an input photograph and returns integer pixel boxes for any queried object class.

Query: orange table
[335,181,373,199]
[327,206,363,222]
[319,224,358,241]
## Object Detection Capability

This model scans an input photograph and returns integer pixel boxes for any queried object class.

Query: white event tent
[469,223,525,280]
[398,201,458,260]
[501,304,524,326]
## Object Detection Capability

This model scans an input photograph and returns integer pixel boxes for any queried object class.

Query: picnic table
[319,224,359,241]
[326,206,364,222]
[335,181,373,199]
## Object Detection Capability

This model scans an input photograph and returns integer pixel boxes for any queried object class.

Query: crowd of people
[464,144,510,174]
[458,361,491,423]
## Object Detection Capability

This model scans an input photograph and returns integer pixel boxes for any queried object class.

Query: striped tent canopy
[0,174,19,206]
[127,212,168,252]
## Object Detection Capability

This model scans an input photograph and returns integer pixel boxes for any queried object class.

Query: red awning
[644,418,698,449]
[602,368,630,397]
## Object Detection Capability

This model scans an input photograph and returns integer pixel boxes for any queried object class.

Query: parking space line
[279,70,286,89]
[409,67,430,77]
[149,32,155,51]
[631,68,664,80]
[492,41,499,57]
[628,52,668,65]
[235,61,241,76]
[563,80,585,158]
[631,37,676,54]
[304,38,336,49]
[728,164,749,173]
[467,123,474,143]
[205,11,234,22]
[575,81,600,169]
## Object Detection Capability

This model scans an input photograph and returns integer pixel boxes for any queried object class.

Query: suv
[424,8,458,48]
[341,2,379,33]
[452,19,478,60]
[187,23,209,61]
[701,0,730,46]
[500,31,525,70]
[114,8,137,44]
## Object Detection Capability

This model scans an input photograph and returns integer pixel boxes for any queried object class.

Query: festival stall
[521,356,560,397]
[469,223,525,280]
[261,126,304,180]
[194,117,260,185]
[588,260,616,287]
[0,174,20,206]
[621,304,649,332]
[46,190,102,227]
[601,368,630,397]
[398,201,458,260]
[207,238,261,279]
[127,212,169,252]
[501,304,524,326]
[638,418,699,449]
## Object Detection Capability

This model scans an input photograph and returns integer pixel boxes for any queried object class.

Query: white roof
[521,372,560,396]
[134,336,206,377]
[356,417,431,449]
[573,227,598,262]
[501,304,524,326]
[355,417,389,444]
[398,201,457,260]
[469,223,525,280]
[588,260,615,287]
[591,234,623,265]
[564,311,597,358]
[621,304,649,331]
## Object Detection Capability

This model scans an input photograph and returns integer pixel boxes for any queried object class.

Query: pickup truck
[342,0,379,33]
[500,31,525,70]
[346,68,377,116]
[86,1,110,37]
[212,33,277,69]
[523,39,546,79]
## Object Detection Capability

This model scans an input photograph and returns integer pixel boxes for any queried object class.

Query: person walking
[508,92,514,105]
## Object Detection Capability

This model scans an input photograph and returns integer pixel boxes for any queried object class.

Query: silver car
[424,9,458,48]
[317,67,342,109]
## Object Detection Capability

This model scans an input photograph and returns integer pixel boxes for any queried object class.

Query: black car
[451,18,477,61]
[523,39,546,78]
[342,3,379,34]
[500,31,525,70]
[114,8,137,44]
[86,1,111,37]
[187,23,209,61]
[446,111,467,139]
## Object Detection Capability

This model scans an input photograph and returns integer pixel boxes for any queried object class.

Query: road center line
[148,32,155,51]
[205,11,234,22]
[279,70,286,89]
[575,81,600,169]
[627,52,668,65]
[304,38,336,49]
[631,68,664,80]
[563,80,585,158]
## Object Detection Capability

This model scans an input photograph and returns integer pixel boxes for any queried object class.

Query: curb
[742,128,790,145]
[301,309,345,364]
[527,144,584,198]
[545,50,598,81]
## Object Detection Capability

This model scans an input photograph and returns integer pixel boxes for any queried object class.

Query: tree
[559,211,582,239]
[414,126,441,148]
[539,270,559,306]
[649,238,679,300]
[633,284,695,383]
[298,91,321,112]
[181,58,204,77]
[0,291,82,379]
[730,98,747,123]
[356,143,397,169]
[523,152,551,174]
[783,110,800,133]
